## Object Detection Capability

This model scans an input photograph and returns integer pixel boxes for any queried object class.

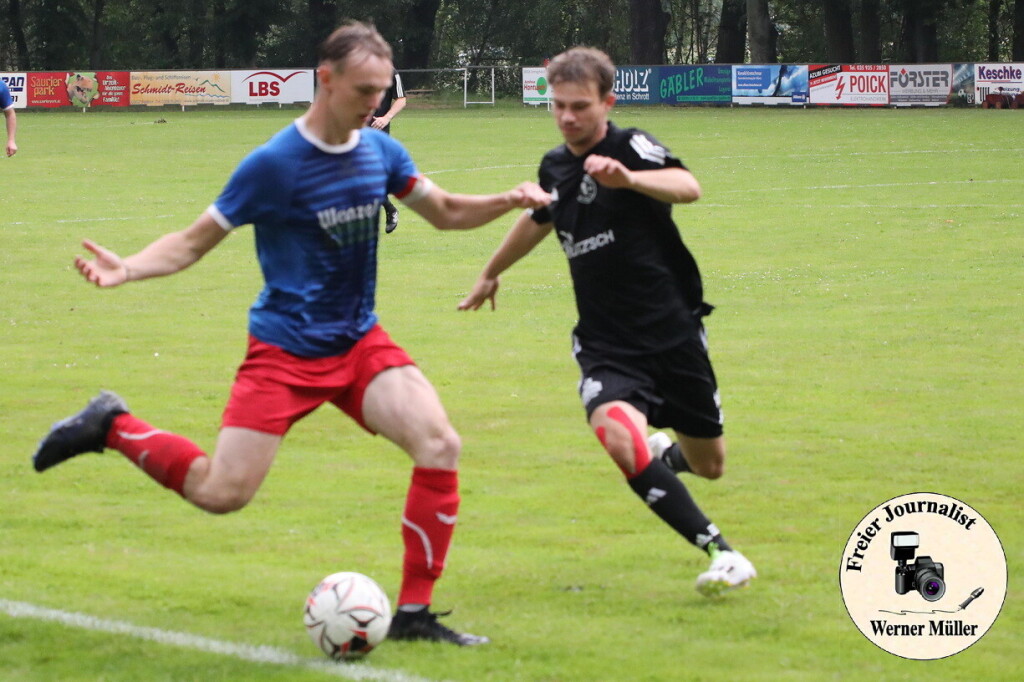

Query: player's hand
[505,182,551,210]
[583,154,633,189]
[369,116,388,130]
[457,276,499,311]
[5,142,16,157]
[75,239,129,287]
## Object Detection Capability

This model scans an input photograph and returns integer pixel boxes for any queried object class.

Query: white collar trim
[295,116,360,154]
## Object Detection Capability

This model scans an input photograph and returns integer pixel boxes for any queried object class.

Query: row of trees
[2,0,1023,72]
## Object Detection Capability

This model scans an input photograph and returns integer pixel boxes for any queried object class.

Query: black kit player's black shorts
[573,330,724,439]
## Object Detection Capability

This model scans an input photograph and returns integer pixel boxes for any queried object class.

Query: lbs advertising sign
[230,70,314,104]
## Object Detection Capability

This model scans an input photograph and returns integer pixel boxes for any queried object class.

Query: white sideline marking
[425,163,534,175]
[713,177,1022,194]
[421,148,1024,175]
[5,214,183,226]
[1,599,436,682]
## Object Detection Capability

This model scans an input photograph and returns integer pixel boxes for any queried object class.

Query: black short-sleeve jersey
[372,73,405,134]
[530,122,708,355]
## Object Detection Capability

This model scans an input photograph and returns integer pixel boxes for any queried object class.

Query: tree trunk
[88,0,107,69]
[1015,0,1024,60]
[823,0,856,62]
[716,0,747,63]
[899,0,940,63]
[308,0,338,63]
[747,0,774,63]
[185,0,207,68]
[988,0,1002,61]
[858,0,882,63]
[7,0,31,69]
[630,0,669,64]
[214,0,227,68]
[401,0,442,69]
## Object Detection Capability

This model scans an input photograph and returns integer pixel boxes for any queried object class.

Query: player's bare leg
[33,393,281,515]
[649,432,724,480]
[594,401,754,596]
[182,427,282,514]
[362,365,488,646]
[677,434,725,479]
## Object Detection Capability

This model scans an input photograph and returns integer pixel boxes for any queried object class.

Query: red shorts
[222,325,415,436]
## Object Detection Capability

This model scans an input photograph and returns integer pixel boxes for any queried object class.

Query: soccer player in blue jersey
[32,21,549,647]
[1,77,17,157]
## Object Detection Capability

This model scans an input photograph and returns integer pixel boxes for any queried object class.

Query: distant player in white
[460,47,755,596]
[33,22,550,646]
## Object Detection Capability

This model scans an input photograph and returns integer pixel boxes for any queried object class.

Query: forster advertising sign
[889,65,952,106]
[231,70,313,104]
[810,64,889,105]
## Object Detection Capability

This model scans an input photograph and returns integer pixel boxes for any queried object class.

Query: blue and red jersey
[209,120,430,358]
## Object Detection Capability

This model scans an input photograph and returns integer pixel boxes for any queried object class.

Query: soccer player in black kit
[459,47,755,596]
[368,69,407,233]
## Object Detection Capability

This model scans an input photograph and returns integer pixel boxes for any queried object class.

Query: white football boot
[695,548,757,597]
[647,431,688,473]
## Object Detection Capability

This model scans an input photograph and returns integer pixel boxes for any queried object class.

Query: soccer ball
[303,572,392,660]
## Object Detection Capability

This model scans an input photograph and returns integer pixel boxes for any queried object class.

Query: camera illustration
[891,531,946,601]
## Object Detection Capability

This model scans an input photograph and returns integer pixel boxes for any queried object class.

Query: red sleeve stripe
[395,175,433,203]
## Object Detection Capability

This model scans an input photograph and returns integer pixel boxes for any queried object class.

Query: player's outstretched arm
[458,212,553,311]
[583,154,701,204]
[411,181,550,231]
[75,212,227,288]
[4,109,16,157]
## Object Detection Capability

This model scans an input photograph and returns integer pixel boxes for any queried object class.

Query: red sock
[398,467,460,606]
[106,413,206,496]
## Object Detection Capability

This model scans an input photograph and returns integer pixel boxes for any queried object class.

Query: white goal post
[396,67,496,107]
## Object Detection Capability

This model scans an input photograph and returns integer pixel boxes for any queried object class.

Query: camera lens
[916,569,945,601]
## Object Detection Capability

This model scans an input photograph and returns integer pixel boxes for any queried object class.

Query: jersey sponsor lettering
[316,201,381,247]
[559,229,615,259]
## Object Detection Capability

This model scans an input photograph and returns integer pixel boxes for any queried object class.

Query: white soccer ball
[303,572,392,660]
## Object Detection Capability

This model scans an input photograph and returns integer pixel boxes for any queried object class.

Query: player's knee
[190,485,255,514]
[415,425,461,469]
[689,450,725,479]
[694,459,725,480]
[593,421,638,472]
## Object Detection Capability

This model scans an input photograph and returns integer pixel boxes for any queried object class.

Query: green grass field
[1,103,1021,681]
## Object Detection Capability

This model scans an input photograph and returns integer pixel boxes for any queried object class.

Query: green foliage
[1,104,1022,681]
[2,0,1021,70]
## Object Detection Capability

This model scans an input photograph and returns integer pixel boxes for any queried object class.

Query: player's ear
[604,92,616,109]
[316,63,334,87]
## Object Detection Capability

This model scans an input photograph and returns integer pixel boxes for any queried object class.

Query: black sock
[663,442,691,473]
[627,459,731,555]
